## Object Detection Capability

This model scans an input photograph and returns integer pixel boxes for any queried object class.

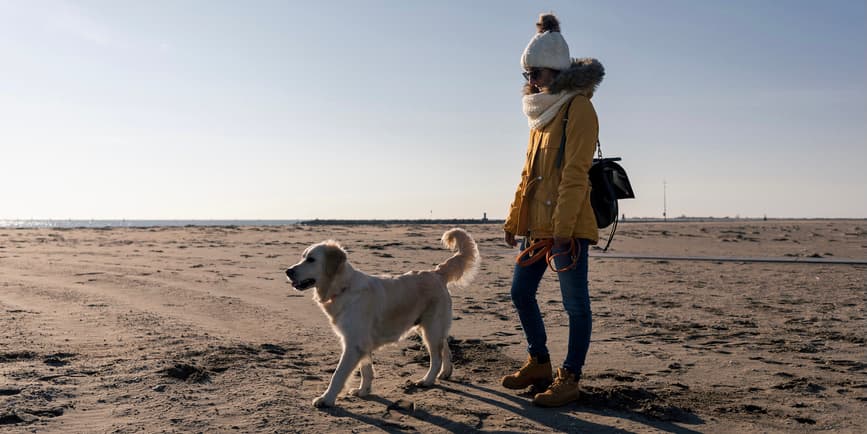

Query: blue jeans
[510,237,591,378]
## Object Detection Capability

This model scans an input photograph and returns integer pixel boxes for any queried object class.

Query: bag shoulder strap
[554,98,574,169]
[556,97,602,167]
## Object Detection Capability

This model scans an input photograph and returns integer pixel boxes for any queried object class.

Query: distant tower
[663,180,668,222]
[482,212,488,222]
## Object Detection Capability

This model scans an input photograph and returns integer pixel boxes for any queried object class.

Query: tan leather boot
[501,355,553,390]
[532,367,580,407]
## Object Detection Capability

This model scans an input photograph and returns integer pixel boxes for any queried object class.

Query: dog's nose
[285,268,295,279]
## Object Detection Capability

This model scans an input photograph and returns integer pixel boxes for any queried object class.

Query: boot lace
[518,358,535,374]
[548,373,574,392]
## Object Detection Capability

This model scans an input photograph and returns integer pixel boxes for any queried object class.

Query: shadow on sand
[321,380,704,434]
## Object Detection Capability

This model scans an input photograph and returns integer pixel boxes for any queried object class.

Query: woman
[501,13,604,408]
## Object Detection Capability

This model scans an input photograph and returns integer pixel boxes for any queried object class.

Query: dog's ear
[324,244,347,277]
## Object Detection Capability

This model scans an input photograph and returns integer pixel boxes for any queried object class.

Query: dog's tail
[434,228,479,287]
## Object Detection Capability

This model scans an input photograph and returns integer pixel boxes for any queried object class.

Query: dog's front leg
[313,346,363,407]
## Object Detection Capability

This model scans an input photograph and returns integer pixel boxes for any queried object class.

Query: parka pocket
[529,190,557,232]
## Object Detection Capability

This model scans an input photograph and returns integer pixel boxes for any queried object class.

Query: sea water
[0,220,300,228]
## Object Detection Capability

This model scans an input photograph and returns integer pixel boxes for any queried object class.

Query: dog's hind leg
[349,359,373,397]
[439,308,454,380]
[438,341,452,380]
[313,346,363,407]
[416,327,444,387]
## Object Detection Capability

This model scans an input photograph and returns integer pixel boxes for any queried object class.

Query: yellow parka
[504,58,604,243]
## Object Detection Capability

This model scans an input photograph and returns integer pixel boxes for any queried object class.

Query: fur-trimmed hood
[523,57,605,96]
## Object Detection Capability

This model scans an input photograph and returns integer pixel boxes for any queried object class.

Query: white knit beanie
[520,14,570,71]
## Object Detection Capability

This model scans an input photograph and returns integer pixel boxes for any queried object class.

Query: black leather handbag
[589,153,635,229]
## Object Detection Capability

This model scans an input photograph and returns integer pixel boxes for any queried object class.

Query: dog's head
[285,240,347,292]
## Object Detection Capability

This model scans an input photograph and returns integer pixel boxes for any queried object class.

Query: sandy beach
[1,220,865,433]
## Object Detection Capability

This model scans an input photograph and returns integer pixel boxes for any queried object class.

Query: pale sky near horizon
[1,0,865,220]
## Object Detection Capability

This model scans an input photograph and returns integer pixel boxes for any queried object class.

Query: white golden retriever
[285,228,479,407]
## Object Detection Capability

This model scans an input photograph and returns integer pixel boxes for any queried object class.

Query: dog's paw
[312,395,335,408]
[348,387,370,397]
[413,379,435,388]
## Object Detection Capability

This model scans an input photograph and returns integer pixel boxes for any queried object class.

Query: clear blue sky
[1,0,864,219]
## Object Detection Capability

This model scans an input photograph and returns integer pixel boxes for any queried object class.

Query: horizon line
[1,216,865,230]
[3,217,866,222]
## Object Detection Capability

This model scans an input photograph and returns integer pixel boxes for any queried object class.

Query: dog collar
[320,287,348,306]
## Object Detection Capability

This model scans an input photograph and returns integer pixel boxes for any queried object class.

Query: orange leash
[515,238,580,272]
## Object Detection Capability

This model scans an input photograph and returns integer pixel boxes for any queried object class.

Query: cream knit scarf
[522,91,578,130]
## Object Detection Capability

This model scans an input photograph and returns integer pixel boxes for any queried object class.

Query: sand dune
[1,221,865,432]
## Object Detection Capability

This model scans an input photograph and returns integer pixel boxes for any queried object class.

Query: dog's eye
[305,257,315,263]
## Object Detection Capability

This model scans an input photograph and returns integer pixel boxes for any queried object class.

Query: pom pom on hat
[536,13,560,33]
[521,13,570,71]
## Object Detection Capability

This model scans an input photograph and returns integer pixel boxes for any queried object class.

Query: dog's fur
[285,228,479,407]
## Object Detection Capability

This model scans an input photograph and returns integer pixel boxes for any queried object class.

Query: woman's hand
[504,231,518,248]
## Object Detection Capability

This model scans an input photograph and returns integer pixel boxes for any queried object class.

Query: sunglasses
[522,69,545,81]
